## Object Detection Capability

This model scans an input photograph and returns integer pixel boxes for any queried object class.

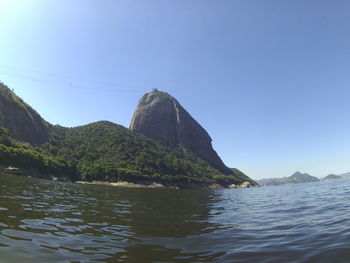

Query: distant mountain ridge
[257,171,320,186]
[323,174,342,181]
[338,172,350,179]
[320,172,350,180]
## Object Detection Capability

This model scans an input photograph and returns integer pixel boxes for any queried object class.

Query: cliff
[0,83,50,144]
[129,90,230,173]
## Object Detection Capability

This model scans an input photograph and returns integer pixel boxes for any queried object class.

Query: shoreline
[75,180,227,189]
[75,180,255,189]
[0,168,254,190]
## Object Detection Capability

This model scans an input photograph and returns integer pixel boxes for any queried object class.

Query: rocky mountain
[129,89,230,174]
[0,84,255,187]
[0,83,50,143]
[323,174,342,181]
[257,171,320,186]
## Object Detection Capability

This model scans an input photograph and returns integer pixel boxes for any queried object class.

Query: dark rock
[130,90,230,173]
[0,83,50,144]
[5,166,22,175]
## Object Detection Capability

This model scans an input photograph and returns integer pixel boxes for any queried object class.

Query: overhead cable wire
[0,65,147,93]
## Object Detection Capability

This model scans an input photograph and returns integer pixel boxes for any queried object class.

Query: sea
[0,172,350,263]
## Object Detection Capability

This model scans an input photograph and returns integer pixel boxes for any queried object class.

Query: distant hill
[257,171,320,186]
[320,172,350,180]
[256,177,287,187]
[323,174,342,181]
[338,172,350,179]
[286,172,320,184]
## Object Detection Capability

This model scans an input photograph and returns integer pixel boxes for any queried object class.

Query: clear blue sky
[1,0,350,179]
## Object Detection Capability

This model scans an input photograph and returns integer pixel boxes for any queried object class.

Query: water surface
[1,172,350,262]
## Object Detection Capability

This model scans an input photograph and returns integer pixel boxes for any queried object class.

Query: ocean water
[0,172,350,263]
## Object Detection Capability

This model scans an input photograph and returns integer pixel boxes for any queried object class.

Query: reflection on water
[1,172,350,262]
[0,173,221,262]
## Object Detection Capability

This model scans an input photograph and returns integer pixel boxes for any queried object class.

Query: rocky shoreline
[75,180,254,189]
[1,166,254,189]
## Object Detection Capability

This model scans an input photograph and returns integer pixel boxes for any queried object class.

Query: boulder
[239,182,251,188]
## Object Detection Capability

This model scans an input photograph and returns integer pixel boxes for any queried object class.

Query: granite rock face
[130,89,230,173]
[0,83,50,144]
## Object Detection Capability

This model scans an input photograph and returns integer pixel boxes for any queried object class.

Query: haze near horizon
[1,0,350,179]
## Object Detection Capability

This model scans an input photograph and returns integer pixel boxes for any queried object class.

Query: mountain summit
[130,89,230,173]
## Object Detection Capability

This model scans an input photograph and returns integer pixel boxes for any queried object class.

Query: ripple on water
[19,219,59,231]
[1,174,350,262]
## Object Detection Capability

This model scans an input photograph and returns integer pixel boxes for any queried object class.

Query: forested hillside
[0,83,254,186]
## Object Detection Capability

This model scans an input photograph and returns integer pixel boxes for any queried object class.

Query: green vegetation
[0,83,41,124]
[229,168,253,183]
[0,122,250,185]
[0,127,16,147]
[0,83,253,186]
[0,127,75,178]
[37,121,244,184]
